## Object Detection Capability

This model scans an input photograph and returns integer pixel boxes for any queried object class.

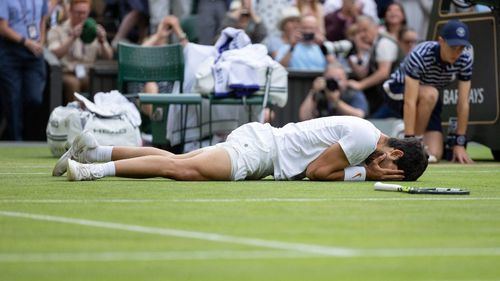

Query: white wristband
[344,166,366,181]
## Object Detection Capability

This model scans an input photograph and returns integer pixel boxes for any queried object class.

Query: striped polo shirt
[385,41,473,99]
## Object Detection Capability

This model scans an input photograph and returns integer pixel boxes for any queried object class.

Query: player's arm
[453,80,473,164]
[403,75,420,136]
[305,143,404,181]
[306,143,350,181]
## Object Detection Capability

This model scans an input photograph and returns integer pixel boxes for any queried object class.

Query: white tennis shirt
[270,116,381,180]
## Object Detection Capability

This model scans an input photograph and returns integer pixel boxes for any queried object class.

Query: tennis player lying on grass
[53,116,428,181]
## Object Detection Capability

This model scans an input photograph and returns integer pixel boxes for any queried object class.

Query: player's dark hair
[387,137,428,181]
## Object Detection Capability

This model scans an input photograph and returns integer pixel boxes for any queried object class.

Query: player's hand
[25,39,43,56]
[452,146,474,164]
[365,154,405,181]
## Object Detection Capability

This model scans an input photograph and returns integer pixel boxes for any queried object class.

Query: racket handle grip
[374,182,403,191]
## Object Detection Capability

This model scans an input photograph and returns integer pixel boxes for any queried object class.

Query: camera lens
[302,32,315,41]
[326,79,339,91]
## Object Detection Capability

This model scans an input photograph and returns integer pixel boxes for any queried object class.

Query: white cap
[277,6,301,31]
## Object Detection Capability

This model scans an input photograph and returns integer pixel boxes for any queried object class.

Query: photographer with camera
[299,63,368,121]
[275,15,336,70]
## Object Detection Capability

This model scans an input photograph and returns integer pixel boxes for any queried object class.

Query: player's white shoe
[67,159,104,181]
[52,131,98,176]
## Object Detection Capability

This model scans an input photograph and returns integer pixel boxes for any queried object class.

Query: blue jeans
[0,39,46,140]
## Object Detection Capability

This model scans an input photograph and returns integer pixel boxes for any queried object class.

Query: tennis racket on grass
[374,182,470,195]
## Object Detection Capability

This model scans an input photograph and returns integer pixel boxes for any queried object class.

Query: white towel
[214,27,251,60]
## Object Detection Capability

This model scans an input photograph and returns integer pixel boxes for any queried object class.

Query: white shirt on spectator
[375,36,398,62]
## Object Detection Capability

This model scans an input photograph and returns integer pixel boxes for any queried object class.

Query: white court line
[0,210,355,257]
[1,197,500,204]
[0,250,314,262]
[1,210,500,260]
[2,248,500,263]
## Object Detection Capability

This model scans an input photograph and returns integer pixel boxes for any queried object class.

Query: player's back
[271,116,381,180]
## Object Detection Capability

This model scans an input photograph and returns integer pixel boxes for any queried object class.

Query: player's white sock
[86,146,113,162]
[99,162,116,177]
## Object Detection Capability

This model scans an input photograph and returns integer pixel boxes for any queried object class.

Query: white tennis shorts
[215,123,275,180]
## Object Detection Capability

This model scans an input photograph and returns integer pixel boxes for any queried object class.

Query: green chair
[117,42,202,148]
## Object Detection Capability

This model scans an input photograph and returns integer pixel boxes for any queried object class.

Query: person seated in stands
[398,26,419,55]
[324,0,361,42]
[295,0,325,35]
[219,0,267,44]
[346,16,403,116]
[275,15,336,71]
[136,15,189,118]
[379,2,407,40]
[299,63,368,121]
[263,7,301,59]
[47,0,113,104]
[111,0,149,48]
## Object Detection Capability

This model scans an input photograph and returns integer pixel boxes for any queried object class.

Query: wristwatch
[455,135,467,146]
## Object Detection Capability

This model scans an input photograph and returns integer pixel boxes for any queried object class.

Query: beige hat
[278,6,301,31]
[229,0,242,11]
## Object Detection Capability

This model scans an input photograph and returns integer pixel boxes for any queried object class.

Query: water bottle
[444,117,458,161]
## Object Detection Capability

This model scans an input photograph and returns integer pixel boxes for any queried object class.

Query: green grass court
[1,143,499,280]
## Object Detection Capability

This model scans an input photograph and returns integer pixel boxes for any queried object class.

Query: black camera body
[302,32,315,42]
[312,78,340,117]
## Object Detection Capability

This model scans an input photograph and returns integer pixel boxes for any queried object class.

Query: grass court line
[1,198,500,204]
[0,250,315,262]
[2,210,500,259]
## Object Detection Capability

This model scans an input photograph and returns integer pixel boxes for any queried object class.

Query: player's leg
[68,147,232,181]
[112,145,214,160]
[424,131,444,161]
[414,85,439,135]
[111,146,174,160]
[423,100,444,161]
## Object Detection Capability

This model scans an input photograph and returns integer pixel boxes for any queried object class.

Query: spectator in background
[47,0,113,104]
[295,0,325,35]
[399,0,432,40]
[299,63,368,120]
[0,0,48,140]
[111,0,149,47]
[220,0,267,43]
[324,0,361,42]
[398,26,418,55]
[48,0,69,27]
[148,0,170,34]
[380,1,407,40]
[255,0,294,40]
[139,15,189,117]
[347,16,403,116]
[197,0,230,45]
[324,0,379,24]
[275,15,335,71]
[263,6,301,58]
